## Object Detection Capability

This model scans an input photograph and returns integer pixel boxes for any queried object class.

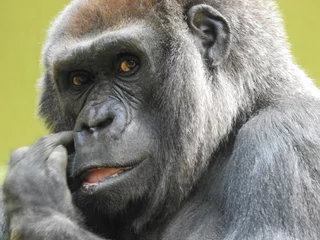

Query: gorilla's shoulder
[235,95,320,155]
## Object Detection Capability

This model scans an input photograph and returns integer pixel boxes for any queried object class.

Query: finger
[47,145,68,181]
[53,131,75,147]
[28,131,74,164]
[10,147,30,166]
[36,131,74,153]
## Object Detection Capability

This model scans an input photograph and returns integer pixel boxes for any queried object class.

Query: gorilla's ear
[187,4,231,66]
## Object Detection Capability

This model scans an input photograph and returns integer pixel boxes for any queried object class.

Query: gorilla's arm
[2,132,107,240]
[0,188,9,240]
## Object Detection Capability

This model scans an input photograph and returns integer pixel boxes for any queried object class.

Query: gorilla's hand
[4,132,75,217]
[2,132,105,239]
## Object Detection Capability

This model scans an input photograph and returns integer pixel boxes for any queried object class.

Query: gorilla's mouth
[82,167,132,187]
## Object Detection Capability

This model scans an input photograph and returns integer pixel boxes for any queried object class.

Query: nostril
[80,124,97,133]
[105,117,114,126]
[80,123,91,133]
[79,116,115,133]
[96,117,114,129]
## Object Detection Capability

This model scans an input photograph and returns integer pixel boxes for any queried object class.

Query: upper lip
[76,165,135,181]
[82,167,134,186]
[69,156,148,183]
[67,158,147,192]
[67,165,134,192]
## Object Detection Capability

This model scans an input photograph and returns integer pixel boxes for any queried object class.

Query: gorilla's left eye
[121,60,136,72]
[117,56,140,76]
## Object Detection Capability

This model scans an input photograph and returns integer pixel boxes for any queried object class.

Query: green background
[0,1,319,182]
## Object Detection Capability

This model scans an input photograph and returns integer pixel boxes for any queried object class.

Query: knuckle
[3,171,20,194]
[11,147,29,158]
[10,147,30,166]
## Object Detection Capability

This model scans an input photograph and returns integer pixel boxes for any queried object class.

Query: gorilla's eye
[71,72,92,86]
[120,60,136,72]
[117,56,140,76]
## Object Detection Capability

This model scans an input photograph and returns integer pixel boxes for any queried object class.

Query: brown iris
[120,60,137,73]
[72,75,90,86]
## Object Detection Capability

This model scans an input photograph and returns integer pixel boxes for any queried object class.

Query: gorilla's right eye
[70,72,93,87]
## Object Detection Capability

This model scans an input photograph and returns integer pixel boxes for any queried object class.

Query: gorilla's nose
[74,100,127,137]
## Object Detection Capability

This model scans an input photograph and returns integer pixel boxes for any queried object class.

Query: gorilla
[1,0,320,239]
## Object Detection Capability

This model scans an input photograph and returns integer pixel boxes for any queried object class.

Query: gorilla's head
[38,0,293,232]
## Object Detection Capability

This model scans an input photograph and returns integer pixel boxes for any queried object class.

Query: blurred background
[0,0,319,183]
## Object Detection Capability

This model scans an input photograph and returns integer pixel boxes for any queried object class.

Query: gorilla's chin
[71,157,154,221]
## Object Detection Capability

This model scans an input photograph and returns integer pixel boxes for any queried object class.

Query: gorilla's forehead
[63,0,157,38]
[51,24,157,66]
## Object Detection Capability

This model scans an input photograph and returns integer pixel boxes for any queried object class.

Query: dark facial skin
[53,26,171,237]
[57,26,160,214]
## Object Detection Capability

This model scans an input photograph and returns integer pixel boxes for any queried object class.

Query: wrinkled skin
[2,0,320,239]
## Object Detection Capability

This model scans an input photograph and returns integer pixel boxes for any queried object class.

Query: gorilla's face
[51,25,164,213]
